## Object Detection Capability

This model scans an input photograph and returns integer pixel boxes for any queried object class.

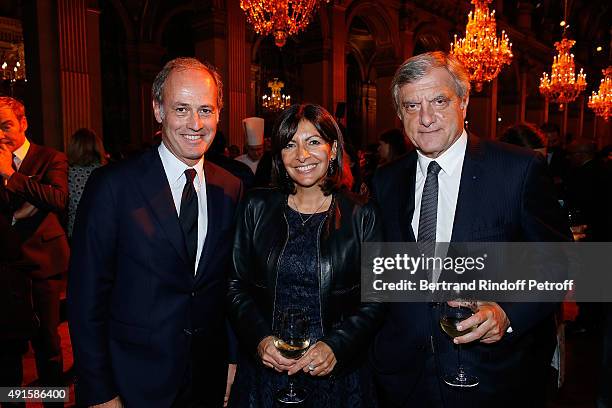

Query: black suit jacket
[370,136,570,407]
[67,147,242,407]
[0,143,69,279]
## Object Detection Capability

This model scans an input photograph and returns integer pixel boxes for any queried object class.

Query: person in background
[207,130,255,190]
[228,103,385,407]
[499,123,548,158]
[0,209,37,408]
[0,96,70,408]
[228,144,241,159]
[377,128,407,165]
[66,128,107,238]
[235,117,265,174]
[540,122,568,191]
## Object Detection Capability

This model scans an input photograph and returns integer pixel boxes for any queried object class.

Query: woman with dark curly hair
[228,103,385,407]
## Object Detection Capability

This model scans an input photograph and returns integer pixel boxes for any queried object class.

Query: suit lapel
[1,144,39,212]
[194,161,223,280]
[17,143,41,175]
[451,135,484,242]
[138,149,190,266]
[399,153,417,242]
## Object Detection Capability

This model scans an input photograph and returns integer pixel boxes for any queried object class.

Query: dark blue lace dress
[229,207,377,408]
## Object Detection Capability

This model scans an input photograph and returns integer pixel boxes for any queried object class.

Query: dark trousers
[31,277,63,386]
[172,336,227,408]
[30,277,64,408]
[0,340,28,408]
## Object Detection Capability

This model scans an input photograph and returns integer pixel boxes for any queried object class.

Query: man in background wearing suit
[68,58,242,407]
[369,52,570,407]
[0,97,70,407]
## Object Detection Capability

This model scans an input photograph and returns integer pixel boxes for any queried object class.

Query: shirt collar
[416,130,467,177]
[158,141,204,187]
[12,138,30,164]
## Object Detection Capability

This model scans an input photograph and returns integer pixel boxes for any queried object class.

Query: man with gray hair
[68,57,242,407]
[369,51,570,407]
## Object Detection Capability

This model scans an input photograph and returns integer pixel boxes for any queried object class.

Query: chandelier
[1,42,27,82]
[539,38,587,110]
[588,67,612,121]
[450,0,513,92]
[262,78,291,111]
[240,0,327,48]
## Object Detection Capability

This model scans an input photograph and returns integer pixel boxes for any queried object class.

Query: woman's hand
[288,341,337,376]
[257,336,296,372]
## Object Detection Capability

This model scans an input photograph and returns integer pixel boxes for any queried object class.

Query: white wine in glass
[275,308,310,404]
[440,304,479,388]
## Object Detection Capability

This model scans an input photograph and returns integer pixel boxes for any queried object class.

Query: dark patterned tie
[417,161,442,277]
[11,154,18,172]
[179,168,198,268]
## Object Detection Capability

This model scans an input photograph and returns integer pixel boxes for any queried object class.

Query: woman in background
[66,128,107,238]
[228,103,385,407]
[377,128,407,165]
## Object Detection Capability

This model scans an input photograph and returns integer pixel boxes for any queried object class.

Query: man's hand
[289,341,337,376]
[90,396,123,408]
[0,144,15,180]
[449,300,510,345]
[13,202,39,220]
[257,336,296,372]
[224,363,236,407]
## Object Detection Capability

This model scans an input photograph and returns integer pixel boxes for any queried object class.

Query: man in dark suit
[0,207,37,408]
[0,96,70,405]
[369,52,570,407]
[68,58,242,408]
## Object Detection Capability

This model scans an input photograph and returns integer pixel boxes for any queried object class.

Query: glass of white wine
[439,302,479,387]
[274,308,310,404]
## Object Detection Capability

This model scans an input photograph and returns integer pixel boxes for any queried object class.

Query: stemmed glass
[274,308,311,404]
[439,302,479,387]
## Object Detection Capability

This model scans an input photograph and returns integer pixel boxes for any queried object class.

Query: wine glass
[439,302,479,387]
[274,308,311,404]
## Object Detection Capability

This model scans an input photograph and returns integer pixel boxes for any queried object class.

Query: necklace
[290,195,329,226]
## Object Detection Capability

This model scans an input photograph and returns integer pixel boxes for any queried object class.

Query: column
[516,2,534,32]
[21,0,63,150]
[489,78,498,140]
[124,42,164,147]
[330,4,346,114]
[226,0,248,148]
[193,4,228,137]
[519,66,527,122]
[58,0,91,147]
[578,96,585,140]
[86,3,103,140]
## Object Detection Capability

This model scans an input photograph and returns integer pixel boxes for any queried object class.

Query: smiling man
[369,52,570,407]
[68,58,242,408]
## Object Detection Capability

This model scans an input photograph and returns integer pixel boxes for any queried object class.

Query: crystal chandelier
[1,42,27,82]
[588,67,612,121]
[262,78,291,111]
[450,0,513,92]
[539,38,587,110]
[240,0,327,48]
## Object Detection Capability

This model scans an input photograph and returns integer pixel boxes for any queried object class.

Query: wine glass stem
[287,375,296,398]
[456,344,467,380]
[457,344,462,367]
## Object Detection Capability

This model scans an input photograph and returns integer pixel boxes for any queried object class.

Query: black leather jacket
[228,188,386,373]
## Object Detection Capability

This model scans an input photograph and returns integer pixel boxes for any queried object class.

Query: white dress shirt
[12,137,30,170]
[412,130,467,243]
[158,142,208,272]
